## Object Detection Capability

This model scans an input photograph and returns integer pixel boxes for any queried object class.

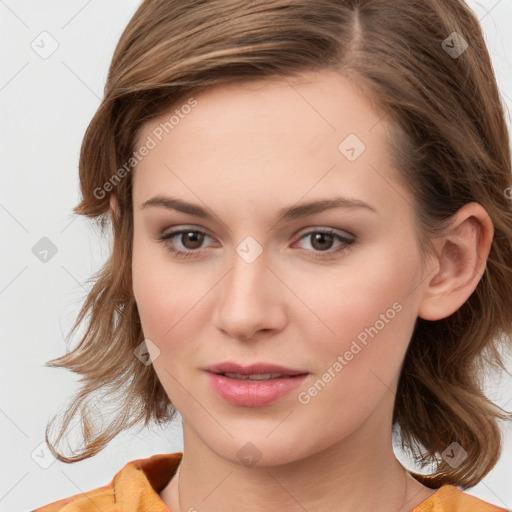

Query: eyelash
[157,227,355,260]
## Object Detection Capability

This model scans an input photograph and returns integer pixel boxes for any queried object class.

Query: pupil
[312,233,333,251]
[184,231,203,249]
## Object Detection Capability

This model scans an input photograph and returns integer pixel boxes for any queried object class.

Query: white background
[1,1,511,510]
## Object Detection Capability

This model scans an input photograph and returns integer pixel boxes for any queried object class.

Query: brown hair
[45,0,512,489]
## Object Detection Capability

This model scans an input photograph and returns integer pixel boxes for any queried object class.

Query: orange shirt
[32,452,508,512]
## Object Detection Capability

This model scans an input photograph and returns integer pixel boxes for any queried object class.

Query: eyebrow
[140,195,378,223]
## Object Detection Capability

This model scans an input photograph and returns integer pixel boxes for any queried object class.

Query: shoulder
[412,484,509,512]
[31,452,182,512]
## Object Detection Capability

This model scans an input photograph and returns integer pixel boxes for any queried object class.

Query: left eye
[158,228,355,259]
[295,230,353,252]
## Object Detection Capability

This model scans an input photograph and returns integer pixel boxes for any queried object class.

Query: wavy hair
[45,0,512,489]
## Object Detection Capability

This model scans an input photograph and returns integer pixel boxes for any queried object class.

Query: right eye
[158,228,216,259]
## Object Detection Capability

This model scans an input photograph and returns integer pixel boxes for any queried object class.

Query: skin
[112,69,494,512]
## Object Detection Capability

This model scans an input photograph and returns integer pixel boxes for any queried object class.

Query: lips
[203,361,308,377]
[205,372,309,407]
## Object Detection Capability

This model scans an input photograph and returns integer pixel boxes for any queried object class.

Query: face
[130,70,430,466]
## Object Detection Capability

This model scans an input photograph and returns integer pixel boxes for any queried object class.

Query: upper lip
[204,362,309,376]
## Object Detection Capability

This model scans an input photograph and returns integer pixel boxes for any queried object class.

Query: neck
[160,412,435,512]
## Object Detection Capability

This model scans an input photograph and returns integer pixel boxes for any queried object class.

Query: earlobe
[417,203,494,321]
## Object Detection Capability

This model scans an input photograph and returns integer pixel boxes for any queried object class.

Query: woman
[34,0,512,510]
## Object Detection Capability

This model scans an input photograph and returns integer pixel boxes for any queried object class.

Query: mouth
[204,370,310,407]
[211,372,308,381]
[203,361,309,380]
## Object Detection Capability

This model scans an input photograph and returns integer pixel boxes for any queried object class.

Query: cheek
[131,239,212,355]
[303,244,420,377]
[132,237,180,340]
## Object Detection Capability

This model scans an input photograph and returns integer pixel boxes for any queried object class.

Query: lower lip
[205,371,309,407]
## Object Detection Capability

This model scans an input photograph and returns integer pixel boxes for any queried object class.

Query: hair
[44,0,512,490]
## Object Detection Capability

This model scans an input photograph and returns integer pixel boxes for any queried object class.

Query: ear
[417,202,494,321]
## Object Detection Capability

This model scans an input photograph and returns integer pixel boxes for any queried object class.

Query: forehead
[136,70,386,147]
[131,69,407,220]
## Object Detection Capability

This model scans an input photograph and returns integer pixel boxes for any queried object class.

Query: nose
[212,248,287,341]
